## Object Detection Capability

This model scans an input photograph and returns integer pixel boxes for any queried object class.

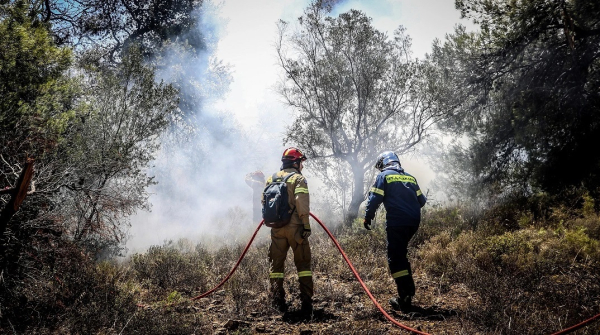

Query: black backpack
[262,172,296,228]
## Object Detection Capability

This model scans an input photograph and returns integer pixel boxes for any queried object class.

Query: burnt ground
[137,272,488,335]
[129,228,600,335]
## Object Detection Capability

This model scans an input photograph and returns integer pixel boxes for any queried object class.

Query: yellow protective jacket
[264,168,310,229]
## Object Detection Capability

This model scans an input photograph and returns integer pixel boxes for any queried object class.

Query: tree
[276,2,443,222]
[0,0,80,234]
[1,2,182,328]
[30,0,205,61]
[429,0,600,197]
[37,0,233,148]
[0,1,79,162]
[25,49,179,256]
[1,32,178,335]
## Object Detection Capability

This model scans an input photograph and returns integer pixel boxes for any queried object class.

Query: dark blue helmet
[375,151,400,171]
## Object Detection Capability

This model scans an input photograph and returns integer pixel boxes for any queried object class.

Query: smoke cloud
[126,0,310,253]
[126,0,473,253]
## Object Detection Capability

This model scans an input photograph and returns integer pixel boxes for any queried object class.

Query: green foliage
[121,202,597,333]
[39,0,205,60]
[3,201,592,334]
[1,5,181,331]
[417,198,600,333]
[431,0,600,197]
[18,47,181,256]
[0,1,224,333]
[416,204,478,246]
[0,1,79,161]
[166,290,183,303]
[0,237,139,333]
[132,240,212,295]
[582,192,596,217]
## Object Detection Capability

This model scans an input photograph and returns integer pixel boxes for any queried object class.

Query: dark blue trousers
[386,225,418,298]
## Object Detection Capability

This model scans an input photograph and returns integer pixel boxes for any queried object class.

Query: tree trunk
[345,162,366,226]
[0,159,34,240]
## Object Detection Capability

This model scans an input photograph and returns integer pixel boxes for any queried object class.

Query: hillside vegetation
[2,0,600,334]
[3,191,598,334]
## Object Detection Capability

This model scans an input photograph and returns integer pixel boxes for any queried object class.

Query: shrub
[0,237,138,334]
[416,205,476,246]
[131,240,213,297]
[417,225,600,333]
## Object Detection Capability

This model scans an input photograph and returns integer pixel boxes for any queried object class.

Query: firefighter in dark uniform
[363,151,427,313]
[264,147,313,316]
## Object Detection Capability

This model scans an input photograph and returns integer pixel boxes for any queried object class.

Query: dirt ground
[171,272,486,335]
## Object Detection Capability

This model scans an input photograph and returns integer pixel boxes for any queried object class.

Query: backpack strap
[272,171,296,183]
[281,172,297,215]
[282,172,296,183]
[272,172,280,183]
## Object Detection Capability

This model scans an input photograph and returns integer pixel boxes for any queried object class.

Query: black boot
[300,300,313,319]
[272,298,287,313]
[392,274,415,313]
[389,296,412,313]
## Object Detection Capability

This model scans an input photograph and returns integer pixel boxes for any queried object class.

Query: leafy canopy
[0,1,79,161]
[431,0,600,196]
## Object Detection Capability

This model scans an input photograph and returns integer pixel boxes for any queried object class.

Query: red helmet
[281,147,307,162]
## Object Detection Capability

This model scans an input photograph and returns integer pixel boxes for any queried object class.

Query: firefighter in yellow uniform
[264,147,313,316]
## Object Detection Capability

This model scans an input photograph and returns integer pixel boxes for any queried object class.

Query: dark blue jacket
[364,165,426,226]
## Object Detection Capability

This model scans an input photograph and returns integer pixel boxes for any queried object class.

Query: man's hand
[301,227,311,239]
[363,218,372,230]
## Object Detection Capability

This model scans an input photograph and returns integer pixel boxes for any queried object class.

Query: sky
[125,0,476,254]
[214,0,473,129]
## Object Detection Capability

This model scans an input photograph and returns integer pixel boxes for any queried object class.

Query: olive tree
[48,50,180,255]
[276,3,444,223]
[33,0,205,60]
[1,44,179,259]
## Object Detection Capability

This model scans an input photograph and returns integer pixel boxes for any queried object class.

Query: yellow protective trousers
[268,223,313,304]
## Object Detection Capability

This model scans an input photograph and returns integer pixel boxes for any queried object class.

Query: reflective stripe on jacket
[365,166,426,226]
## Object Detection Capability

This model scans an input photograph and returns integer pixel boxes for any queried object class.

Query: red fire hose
[309,213,431,334]
[191,214,429,334]
[550,313,600,335]
[190,218,264,301]
[182,213,599,334]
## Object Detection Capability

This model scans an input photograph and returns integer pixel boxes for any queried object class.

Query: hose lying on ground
[308,213,430,335]
[190,214,429,334]
[190,219,264,301]
[166,213,600,335]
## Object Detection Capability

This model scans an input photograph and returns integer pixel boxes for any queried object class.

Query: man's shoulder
[402,171,414,178]
[381,169,419,185]
[380,169,401,177]
[289,172,306,185]
[382,168,413,177]
[267,170,304,182]
[401,171,418,182]
[266,172,278,183]
[281,169,304,179]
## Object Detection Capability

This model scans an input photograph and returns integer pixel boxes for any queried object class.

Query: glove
[363,218,372,230]
[301,227,312,239]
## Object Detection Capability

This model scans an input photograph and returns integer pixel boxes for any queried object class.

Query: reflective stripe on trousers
[268,224,314,302]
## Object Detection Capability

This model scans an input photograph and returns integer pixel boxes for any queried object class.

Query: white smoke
[126,0,312,254]
[126,0,474,253]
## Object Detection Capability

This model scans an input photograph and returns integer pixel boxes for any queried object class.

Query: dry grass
[2,193,600,334]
